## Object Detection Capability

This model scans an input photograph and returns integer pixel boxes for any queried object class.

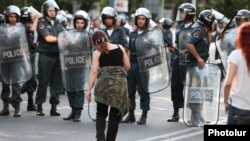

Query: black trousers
[96,102,121,141]
[35,54,63,105]
[127,63,150,111]
[170,63,185,109]
[66,91,84,109]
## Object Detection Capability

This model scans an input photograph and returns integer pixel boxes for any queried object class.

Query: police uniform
[127,29,150,117]
[20,25,38,111]
[186,22,209,125]
[187,23,209,63]
[35,17,64,115]
[0,25,22,117]
[163,28,173,48]
[103,26,129,49]
[63,30,91,122]
[171,22,194,114]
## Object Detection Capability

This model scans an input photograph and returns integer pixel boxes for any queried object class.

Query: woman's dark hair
[236,22,250,71]
[92,30,109,54]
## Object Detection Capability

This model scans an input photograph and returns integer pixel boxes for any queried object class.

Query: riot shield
[183,64,221,127]
[0,23,32,84]
[178,28,192,66]
[135,28,170,93]
[216,28,236,72]
[58,29,92,92]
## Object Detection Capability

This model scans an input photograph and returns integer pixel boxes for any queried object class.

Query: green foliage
[206,0,250,18]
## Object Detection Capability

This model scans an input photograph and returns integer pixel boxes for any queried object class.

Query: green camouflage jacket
[94,66,129,117]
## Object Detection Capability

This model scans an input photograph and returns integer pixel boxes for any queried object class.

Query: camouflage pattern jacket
[94,66,129,116]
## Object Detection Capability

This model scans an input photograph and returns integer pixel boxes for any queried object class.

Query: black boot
[27,92,36,111]
[121,110,135,123]
[137,111,147,125]
[36,104,45,116]
[12,102,21,117]
[63,108,75,120]
[167,108,179,122]
[0,102,10,116]
[50,104,60,116]
[73,108,82,122]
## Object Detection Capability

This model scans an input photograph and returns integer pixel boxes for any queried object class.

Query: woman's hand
[86,91,92,102]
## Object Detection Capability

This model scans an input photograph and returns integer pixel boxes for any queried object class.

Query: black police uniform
[0,24,23,117]
[20,25,38,110]
[170,22,194,113]
[163,28,173,48]
[62,31,91,122]
[35,17,64,115]
[127,30,150,116]
[103,26,129,49]
[0,25,22,103]
[186,22,209,125]
[64,44,86,110]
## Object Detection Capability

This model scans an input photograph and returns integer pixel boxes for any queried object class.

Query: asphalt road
[0,84,227,141]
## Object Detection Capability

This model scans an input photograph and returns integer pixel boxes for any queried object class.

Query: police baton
[215,10,238,76]
[217,10,238,40]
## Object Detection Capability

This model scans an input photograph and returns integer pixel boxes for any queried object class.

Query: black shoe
[73,109,81,122]
[0,102,10,116]
[167,115,179,122]
[36,111,45,116]
[27,100,37,111]
[50,110,61,116]
[0,109,10,116]
[50,104,60,116]
[63,108,75,120]
[36,104,45,116]
[27,105,37,111]
[120,115,136,123]
[137,117,146,125]
[13,104,21,117]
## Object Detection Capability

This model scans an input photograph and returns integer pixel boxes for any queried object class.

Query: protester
[223,22,250,125]
[86,30,130,141]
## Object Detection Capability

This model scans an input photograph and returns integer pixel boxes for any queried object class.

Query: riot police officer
[0,5,22,117]
[116,14,130,37]
[167,3,196,122]
[222,9,250,56]
[160,17,174,48]
[19,6,40,111]
[89,16,102,35]
[35,0,64,116]
[159,17,175,74]
[216,9,250,78]
[100,6,129,53]
[121,7,152,125]
[186,9,215,126]
[62,10,91,122]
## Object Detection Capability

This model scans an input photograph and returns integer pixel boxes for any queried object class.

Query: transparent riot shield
[0,23,32,84]
[178,27,192,66]
[183,64,221,127]
[58,29,92,92]
[135,28,170,93]
[216,28,236,73]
